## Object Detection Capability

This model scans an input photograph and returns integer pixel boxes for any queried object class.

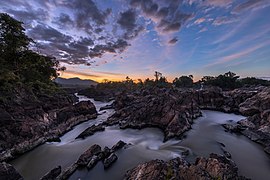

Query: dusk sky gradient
[1,0,270,82]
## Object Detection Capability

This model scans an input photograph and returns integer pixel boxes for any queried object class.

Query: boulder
[86,155,100,169]
[111,140,126,152]
[75,124,105,139]
[77,144,102,166]
[103,153,118,169]
[40,166,61,180]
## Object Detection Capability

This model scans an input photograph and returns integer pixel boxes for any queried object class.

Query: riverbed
[11,95,270,180]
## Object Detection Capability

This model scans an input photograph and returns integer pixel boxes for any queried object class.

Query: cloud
[130,0,193,34]
[205,40,270,67]
[203,0,233,7]
[118,9,137,31]
[62,0,111,27]
[64,70,101,78]
[53,13,74,28]
[6,8,49,26]
[199,27,208,33]
[117,8,145,40]
[194,18,206,24]
[168,37,178,45]
[89,39,130,58]
[233,0,270,13]
[213,16,238,26]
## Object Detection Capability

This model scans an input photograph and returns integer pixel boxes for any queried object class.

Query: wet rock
[77,144,102,166]
[0,162,23,180]
[125,153,247,180]
[111,140,126,152]
[264,146,270,155]
[103,153,118,169]
[74,101,97,116]
[221,148,232,159]
[47,136,61,143]
[75,124,105,139]
[222,124,245,133]
[40,166,61,180]
[86,155,100,170]
[102,146,111,158]
[99,104,114,111]
[56,164,78,180]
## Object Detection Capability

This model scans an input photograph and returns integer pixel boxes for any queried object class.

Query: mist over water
[11,96,270,180]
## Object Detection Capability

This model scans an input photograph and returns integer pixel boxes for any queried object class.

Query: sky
[1,0,270,82]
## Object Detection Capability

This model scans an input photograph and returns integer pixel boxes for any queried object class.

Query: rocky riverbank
[0,88,98,162]
[102,85,270,155]
[124,153,247,180]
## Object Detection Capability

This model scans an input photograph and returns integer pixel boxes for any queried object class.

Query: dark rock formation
[197,86,270,155]
[125,153,247,180]
[77,144,102,166]
[0,94,98,162]
[231,87,270,155]
[86,155,100,169]
[111,140,126,152]
[103,153,118,169]
[75,124,105,139]
[40,166,61,180]
[0,162,23,180]
[57,144,101,180]
[99,104,114,111]
[106,88,201,140]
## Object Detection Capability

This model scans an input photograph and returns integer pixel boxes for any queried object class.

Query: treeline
[0,13,63,94]
[97,71,270,91]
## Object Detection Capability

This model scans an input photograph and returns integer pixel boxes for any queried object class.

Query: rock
[0,89,98,162]
[86,155,100,169]
[77,144,102,166]
[56,164,78,180]
[0,162,23,180]
[74,101,97,116]
[75,124,105,139]
[47,136,61,143]
[107,88,201,140]
[124,153,247,180]
[99,104,114,111]
[111,140,126,152]
[102,146,111,158]
[264,146,270,155]
[103,153,118,169]
[221,148,232,159]
[40,166,61,180]
[222,124,245,133]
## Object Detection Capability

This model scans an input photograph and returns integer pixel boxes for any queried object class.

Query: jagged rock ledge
[124,153,248,180]
[104,88,201,141]
[0,100,97,162]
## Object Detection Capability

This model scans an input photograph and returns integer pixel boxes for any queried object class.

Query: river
[11,95,270,180]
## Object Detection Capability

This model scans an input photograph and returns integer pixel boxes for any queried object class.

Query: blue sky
[1,0,270,81]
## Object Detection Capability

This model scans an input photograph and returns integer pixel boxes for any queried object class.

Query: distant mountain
[55,77,98,87]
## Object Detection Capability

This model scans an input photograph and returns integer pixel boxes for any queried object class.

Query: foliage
[0,13,63,94]
[173,75,193,88]
[201,71,240,90]
[239,77,270,86]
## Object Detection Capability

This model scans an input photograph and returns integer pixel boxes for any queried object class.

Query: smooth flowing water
[11,95,270,180]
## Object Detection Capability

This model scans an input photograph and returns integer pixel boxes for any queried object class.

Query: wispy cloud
[205,40,270,68]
